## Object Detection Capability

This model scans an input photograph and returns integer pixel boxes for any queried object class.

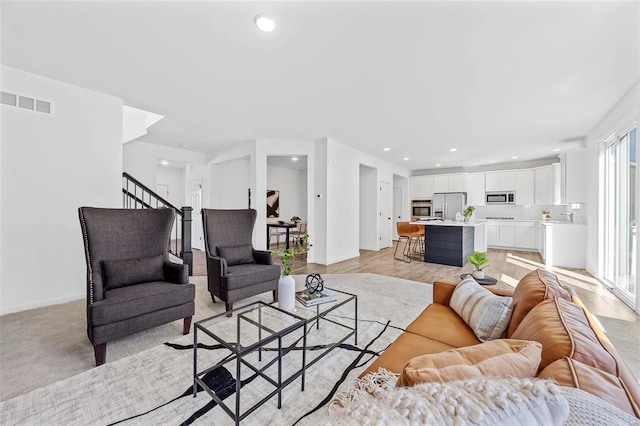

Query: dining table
[267,222,298,250]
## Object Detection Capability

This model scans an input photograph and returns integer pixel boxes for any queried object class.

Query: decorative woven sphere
[305,273,324,294]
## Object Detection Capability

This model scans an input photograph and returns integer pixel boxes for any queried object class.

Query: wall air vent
[1,91,52,115]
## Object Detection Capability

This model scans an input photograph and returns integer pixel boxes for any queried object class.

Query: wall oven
[485,191,516,205]
[411,199,433,219]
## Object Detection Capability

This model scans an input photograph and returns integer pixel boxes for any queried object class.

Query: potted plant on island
[467,250,489,280]
[463,205,475,222]
[271,232,311,311]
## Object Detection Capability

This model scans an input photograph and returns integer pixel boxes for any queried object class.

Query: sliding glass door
[603,126,637,309]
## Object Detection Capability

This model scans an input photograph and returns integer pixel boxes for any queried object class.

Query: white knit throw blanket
[324,370,570,425]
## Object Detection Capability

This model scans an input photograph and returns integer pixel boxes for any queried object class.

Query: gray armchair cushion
[217,244,256,266]
[101,255,165,290]
[223,263,281,291]
[90,282,196,326]
[163,261,189,284]
[252,249,274,265]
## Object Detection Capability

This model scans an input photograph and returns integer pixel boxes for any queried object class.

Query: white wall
[267,163,307,222]
[359,165,378,250]
[584,82,640,278]
[210,157,251,209]
[0,66,123,314]
[123,140,206,189]
[156,166,185,208]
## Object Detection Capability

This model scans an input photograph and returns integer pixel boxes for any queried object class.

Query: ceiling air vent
[1,91,52,115]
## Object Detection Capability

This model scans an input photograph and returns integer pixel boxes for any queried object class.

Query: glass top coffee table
[193,287,358,425]
[193,302,307,425]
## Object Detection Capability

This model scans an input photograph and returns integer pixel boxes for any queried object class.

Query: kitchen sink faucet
[560,211,575,223]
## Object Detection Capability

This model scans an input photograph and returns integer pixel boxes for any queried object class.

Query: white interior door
[190,179,204,251]
[379,181,392,248]
[393,187,402,240]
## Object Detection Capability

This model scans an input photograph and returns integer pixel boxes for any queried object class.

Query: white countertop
[411,220,485,228]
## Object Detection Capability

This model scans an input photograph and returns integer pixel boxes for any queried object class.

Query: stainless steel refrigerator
[433,192,467,220]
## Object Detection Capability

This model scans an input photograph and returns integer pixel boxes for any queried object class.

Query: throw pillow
[101,255,165,289]
[397,339,542,387]
[450,276,514,341]
[217,244,255,266]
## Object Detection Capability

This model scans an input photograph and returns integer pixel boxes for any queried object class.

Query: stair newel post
[181,206,193,276]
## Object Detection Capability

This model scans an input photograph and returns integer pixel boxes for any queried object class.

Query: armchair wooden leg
[225,303,233,317]
[94,343,106,366]
[183,316,192,335]
[273,289,278,302]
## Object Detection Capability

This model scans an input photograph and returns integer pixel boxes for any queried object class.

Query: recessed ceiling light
[435,164,441,167]
[292,157,298,161]
[449,148,457,152]
[383,147,390,151]
[254,14,275,32]
[490,161,496,164]
[552,148,560,152]
[512,156,519,159]
[160,160,169,166]
[403,157,409,161]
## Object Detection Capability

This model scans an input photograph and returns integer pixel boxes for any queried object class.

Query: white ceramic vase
[472,270,485,280]
[278,275,296,311]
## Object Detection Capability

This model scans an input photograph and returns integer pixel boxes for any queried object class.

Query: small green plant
[290,216,302,223]
[271,232,311,276]
[467,251,489,271]
[463,205,475,219]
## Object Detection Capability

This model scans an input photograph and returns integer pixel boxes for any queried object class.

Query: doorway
[190,179,204,251]
[359,165,378,250]
[603,125,637,311]
[379,181,392,248]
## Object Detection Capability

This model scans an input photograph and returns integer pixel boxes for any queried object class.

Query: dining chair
[394,222,423,263]
[290,221,307,247]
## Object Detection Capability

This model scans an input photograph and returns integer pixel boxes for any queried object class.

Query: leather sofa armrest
[433,280,459,306]
[487,287,514,297]
[163,261,189,284]
[253,249,274,265]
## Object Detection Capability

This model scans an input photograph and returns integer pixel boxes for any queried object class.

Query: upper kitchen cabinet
[534,163,561,205]
[410,175,434,199]
[467,172,486,206]
[485,171,515,191]
[515,170,534,205]
[434,173,468,193]
[560,151,587,204]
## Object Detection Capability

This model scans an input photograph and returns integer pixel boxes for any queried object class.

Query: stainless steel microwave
[486,191,515,205]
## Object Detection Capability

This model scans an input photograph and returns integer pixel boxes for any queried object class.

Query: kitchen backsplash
[473,204,586,223]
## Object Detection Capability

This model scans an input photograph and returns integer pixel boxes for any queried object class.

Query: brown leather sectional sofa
[361,269,640,418]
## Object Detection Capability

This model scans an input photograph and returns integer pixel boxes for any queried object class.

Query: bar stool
[394,222,424,263]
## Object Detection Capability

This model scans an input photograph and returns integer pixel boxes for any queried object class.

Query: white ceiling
[2,1,638,171]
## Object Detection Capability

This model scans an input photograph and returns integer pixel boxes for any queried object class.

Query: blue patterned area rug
[0,274,433,425]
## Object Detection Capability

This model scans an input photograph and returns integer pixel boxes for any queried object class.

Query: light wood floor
[191,242,639,323]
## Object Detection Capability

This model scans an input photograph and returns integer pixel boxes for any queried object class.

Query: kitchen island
[411,220,486,267]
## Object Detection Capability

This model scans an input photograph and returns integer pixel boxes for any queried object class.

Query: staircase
[122,172,193,274]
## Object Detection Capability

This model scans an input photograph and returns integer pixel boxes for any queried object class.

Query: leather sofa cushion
[511,298,617,374]
[397,339,542,387]
[359,332,458,378]
[101,255,165,290]
[450,277,513,342]
[217,244,255,266]
[406,303,481,348]
[507,269,571,337]
[539,357,640,418]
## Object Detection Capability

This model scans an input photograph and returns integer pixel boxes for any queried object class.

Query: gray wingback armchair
[78,207,195,366]
[201,209,280,314]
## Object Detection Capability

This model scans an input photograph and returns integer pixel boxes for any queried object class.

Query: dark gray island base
[424,225,474,267]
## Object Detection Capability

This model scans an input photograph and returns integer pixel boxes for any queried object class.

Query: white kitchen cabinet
[449,174,467,192]
[560,150,587,204]
[466,172,485,206]
[498,224,515,247]
[541,223,587,268]
[474,222,487,252]
[534,164,561,205]
[432,173,467,193]
[410,175,434,199]
[537,221,546,260]
[486,223,500,246]
[485,171,515,191]
[515,170,535,205]
[514,222,536,249]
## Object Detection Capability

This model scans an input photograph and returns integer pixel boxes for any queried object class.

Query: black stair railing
[122,172,193,275]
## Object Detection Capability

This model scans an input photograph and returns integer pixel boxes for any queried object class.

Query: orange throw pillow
[397,339,542,387]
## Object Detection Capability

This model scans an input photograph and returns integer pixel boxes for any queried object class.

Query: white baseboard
[0,292,84,315]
